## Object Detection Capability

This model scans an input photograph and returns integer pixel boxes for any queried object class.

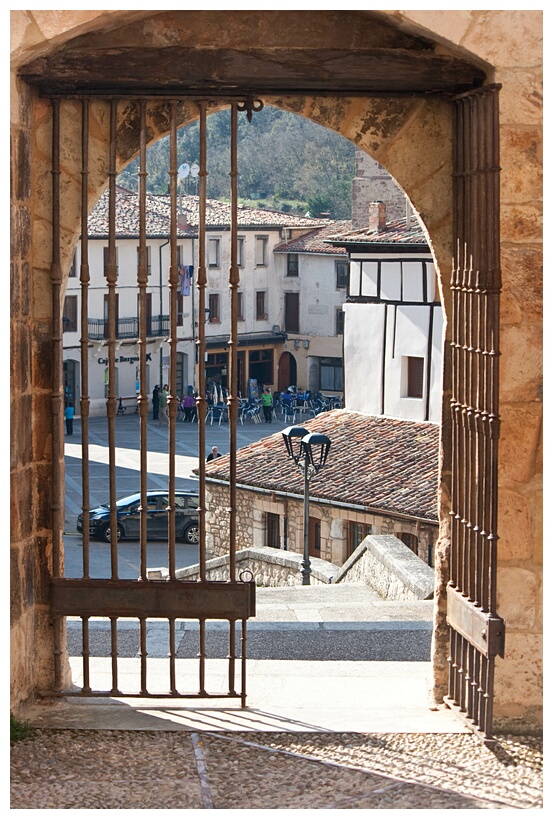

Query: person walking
[206,446,222,462]
[183,392,196,422]
[158,385,168,426]
[152,385,160,420]
[261,387,273,423]
[64,403,75,436]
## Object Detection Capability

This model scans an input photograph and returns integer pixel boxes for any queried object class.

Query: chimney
[368,201,387,232]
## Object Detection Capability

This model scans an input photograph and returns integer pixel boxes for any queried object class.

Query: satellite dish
[190,163,200,178]
[178,163,190,179]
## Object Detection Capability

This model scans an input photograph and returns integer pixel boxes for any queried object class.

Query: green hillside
[117,105,355,219]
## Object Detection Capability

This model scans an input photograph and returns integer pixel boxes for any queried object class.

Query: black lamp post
[281,425,331,585]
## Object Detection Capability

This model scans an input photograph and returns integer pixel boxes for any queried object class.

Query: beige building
[11,10,542,734]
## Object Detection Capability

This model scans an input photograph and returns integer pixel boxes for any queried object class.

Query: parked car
[77,490,199,544]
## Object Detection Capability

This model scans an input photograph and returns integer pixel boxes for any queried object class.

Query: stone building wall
[351,149,407,228]
[10,10,542,730]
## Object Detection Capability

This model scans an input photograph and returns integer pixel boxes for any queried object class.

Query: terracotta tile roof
[325,216,429,247]
[273,221,350,255]
[87,188,330,237]
[205,410,439,522]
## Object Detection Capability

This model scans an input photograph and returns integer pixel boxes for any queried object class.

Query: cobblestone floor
[10,729,543,810]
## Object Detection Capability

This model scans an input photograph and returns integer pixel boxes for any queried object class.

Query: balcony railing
[88,315,170,340]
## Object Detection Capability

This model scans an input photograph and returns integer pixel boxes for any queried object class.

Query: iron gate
[446,84,506,742]
[48,95,259,703]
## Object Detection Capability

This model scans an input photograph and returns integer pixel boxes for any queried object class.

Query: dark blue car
[77,490,199,544]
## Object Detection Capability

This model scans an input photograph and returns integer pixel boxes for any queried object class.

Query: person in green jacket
[261,387,273,423]
[158,385,168,426]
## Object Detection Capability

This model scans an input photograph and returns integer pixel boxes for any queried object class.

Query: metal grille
[446,84,505,743]
[48,96,257,702]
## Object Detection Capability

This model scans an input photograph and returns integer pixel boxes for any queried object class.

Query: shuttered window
[285,292,299,332]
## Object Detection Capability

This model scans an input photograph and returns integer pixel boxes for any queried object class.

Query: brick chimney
[368,201,387,232]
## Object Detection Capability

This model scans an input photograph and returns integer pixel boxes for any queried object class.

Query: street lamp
[281,425,331,585]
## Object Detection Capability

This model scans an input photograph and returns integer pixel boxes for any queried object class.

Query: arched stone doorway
[10,9,542,735]
[277,352,297,394]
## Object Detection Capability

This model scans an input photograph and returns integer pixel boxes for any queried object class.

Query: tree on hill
[118,106,355,219]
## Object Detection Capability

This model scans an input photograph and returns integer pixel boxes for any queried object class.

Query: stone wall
[335,535,435,601]
[149,546,338,586]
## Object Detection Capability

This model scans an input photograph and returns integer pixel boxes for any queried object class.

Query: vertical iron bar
[50,98,63,580]
[110,617,120,694]
[168,101,179,576]
[197,101,208,582]
[79,99,91,579]
[198,618,207,696]
[138,99,149,581]
[82,616,91,694]
[241,618,247,708]
[139,617,148,695]
[227,102,240,696]
[228,620,237,696]
[228,101,239,582]
[106,100,119,578]
[169,618,177,695]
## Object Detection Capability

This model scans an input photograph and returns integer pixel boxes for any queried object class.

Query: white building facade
[327,202,443,423]
[62,190,346,414]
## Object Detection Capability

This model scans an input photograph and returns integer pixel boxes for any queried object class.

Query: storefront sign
[98,354,151,365]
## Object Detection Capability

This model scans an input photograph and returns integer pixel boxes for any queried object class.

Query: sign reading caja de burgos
[98,354,152,365]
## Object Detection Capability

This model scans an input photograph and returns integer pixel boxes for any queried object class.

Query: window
[136,245,151,276]
[266,512,280,548]
[255,235,268,266]
[208,293,220,322]
[208,238,220,268]
[287,254,299,277]
[237,292,245,321]
[335,308,344,335]
[69,253,76,278]
[256,291,267,320]
[320,357,343,391]
[407,356,424,398]
[103,246,118,277]
[284,292,299,333]
[347,522,371,557]
[177,294,184,327]
[399,532,418,554]
[336,260,349,289]
[309,517,321,556]
[238,237,245,268]
[62,295,78,332]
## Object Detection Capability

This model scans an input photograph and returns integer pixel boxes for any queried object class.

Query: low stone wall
[335,535,435,600]
[148,546,340,587]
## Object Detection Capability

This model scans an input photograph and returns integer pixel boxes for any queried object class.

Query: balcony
[88,315,170,340]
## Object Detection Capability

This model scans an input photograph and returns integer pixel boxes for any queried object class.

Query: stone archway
[10,9,543,733]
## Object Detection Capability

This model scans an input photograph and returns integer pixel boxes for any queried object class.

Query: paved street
[63,411,292,576]
[63,411,292,534]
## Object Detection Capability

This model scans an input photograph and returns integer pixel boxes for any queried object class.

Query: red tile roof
[325,216,429,246]
[205,410,440,522]
[273,221,350,255]
[87,188,331,238]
